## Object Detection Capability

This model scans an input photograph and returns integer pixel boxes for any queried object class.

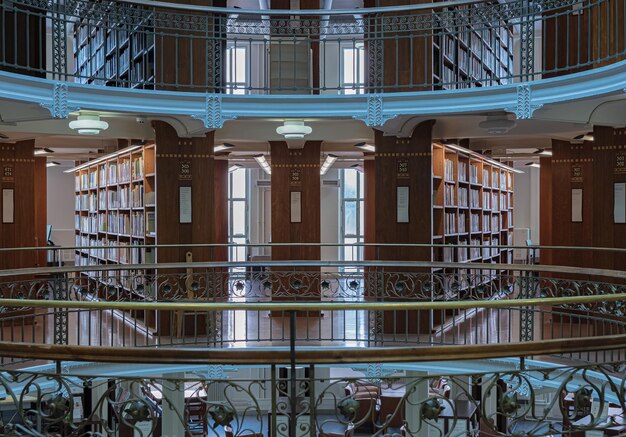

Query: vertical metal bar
[51,0,67,80]
[519,0,535,81]
[289,310,297,437]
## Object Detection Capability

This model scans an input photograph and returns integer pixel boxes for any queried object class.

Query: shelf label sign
[179,160,192,180]
[2,164,13,182]
[571,164,583,182]
[397,159,409,178]
[616,151,626,174]
[290,168,301,186]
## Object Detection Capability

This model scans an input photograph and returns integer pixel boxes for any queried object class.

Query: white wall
[247,167,341,262]
[513,165,540,245]
[321,168,340,262]
[46,163,76,262]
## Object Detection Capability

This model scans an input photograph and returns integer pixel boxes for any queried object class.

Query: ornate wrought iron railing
[1,0,625,94]
[0,244,626,435]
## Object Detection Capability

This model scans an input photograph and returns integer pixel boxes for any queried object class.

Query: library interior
[1,0,626,435]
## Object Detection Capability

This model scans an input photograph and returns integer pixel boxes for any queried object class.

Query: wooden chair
[378,394,405,431]
[186,399,207,436]
[224,425,263,437]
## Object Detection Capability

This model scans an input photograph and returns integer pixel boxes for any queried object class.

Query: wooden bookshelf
[432,143,515,289]
[73,144,157,329]
[433,2,514,90]
[365,122,515,333]
[72,2,155,88]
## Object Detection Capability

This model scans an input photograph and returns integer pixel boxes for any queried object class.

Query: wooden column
[368,120,435,334]
[270,141,321,303]
[0,140,46,271]
[153,121,228,334]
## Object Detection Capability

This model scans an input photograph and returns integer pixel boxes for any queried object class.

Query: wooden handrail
[1,294,625,312]
[2,334,626,365]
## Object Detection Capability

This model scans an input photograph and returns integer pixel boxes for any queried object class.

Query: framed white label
[179,186,192,223]
[571,188,583,223]
[614,183,626,223]
[290,191,302,223]
[397,186,409,223]
[2,188,14,223]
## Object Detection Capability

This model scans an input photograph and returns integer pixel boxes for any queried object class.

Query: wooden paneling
[373,121,434,262]
[270,141,321,262]
[543,127,626,275]
[363,158,376,261]
[544,1,625,78]
[34,157,47,268]
[369,121,434,333]
[539,156,553,266]
[0,140,45,272]
[0,3,46,77]
[155,0,226,92]
[153,121,223,264]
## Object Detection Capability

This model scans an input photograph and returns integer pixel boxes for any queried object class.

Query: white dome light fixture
[276,120,312,139]
[478,114,516,135]
[69,114,109,135]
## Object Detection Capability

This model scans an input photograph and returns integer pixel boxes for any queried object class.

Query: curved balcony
[1,0,626,124]
[0,244,625,436]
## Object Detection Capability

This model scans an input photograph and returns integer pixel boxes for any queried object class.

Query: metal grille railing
[1,0,625,93]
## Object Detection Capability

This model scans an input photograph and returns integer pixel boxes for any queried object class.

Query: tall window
[340,169,365,262]
[228,167,248,264]
[225,46,248,94]
[341,44,365,94]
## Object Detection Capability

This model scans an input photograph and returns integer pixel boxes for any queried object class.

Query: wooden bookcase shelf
[73,144,157,330]
[72,2,155,88]
[433,3,514,90]
[432,142,515,286]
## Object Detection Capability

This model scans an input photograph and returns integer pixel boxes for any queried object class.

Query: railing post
[50,0,68,81]
[52,275,68,345]
[289,310,297,437]
[518,269,534,342]
[519,0,536,82]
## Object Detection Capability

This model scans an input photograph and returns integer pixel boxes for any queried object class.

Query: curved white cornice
[1,60,626,130]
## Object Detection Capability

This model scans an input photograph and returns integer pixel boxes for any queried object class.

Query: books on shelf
[445,185,455,206]
[119,159,131,183]
[131,184,144,208]
[483,192,491,210]
[458,187,468,207]
[458,212,466,233]
[146,211,155,234]
[482,169,489,187]
[458,239,468,262]
[444,159,455,182]
[458,161,468,182]
[470,164,479,183]
[483,213,491,233]
[470,213,479,233]
[132,156,144,179]
[470,189,480,208]
[445,212,456,234]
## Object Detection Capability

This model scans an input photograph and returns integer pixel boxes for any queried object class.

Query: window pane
[342,48,355,83]
[358,172,364,197]
[345,201,357,236]
[359,200,364,236]
[232,200,246,235]
[232,168,246,198]
[344,237,357,262]
[234,47,247,83]
[357,48,365,83]
[232,237,246,262]
[344,169,357,199]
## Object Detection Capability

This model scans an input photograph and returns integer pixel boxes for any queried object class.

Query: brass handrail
[2,260,626,279]
[1,334,625,365]
[1,293,625,312]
